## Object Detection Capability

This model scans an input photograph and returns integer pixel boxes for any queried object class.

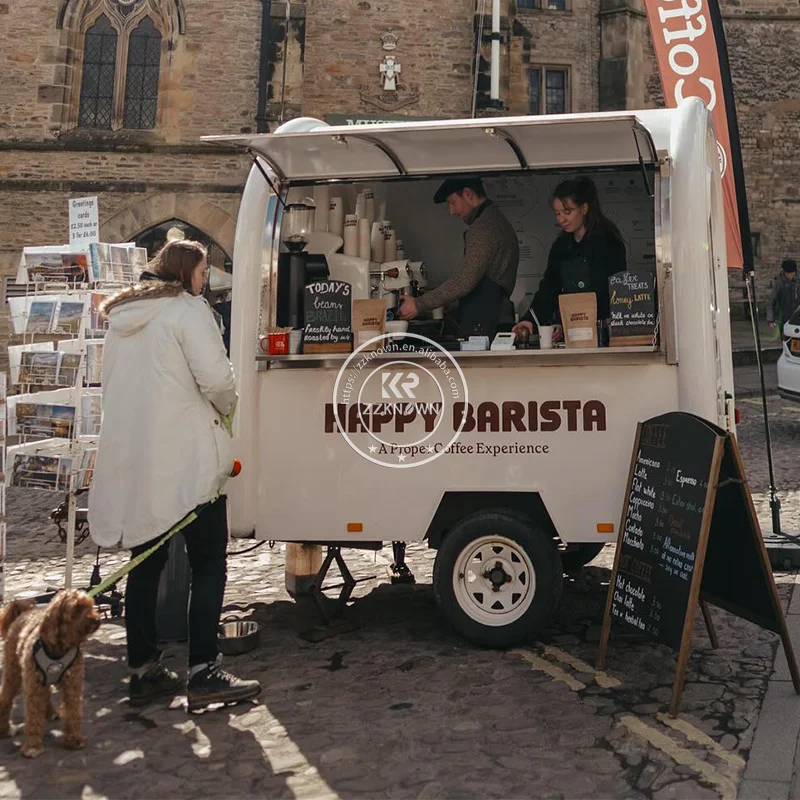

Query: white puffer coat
[88,280,236,549]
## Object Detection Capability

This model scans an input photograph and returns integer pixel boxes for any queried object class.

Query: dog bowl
[218,620,260,656]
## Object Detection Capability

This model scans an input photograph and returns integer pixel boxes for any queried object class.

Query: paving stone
[738,779,791,799]
[652,780,720,799]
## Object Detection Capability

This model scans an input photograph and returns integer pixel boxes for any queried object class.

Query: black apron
[458,275,508,339]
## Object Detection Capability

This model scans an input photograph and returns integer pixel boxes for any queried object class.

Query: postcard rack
[6,243,145,588]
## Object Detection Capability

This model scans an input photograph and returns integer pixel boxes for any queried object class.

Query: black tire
[560,542,605,573]
[433,509,563,648]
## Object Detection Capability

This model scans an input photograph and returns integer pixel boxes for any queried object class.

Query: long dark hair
[149,240,207,294]
[552,176,623,241]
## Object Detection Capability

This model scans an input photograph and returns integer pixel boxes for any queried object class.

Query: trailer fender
[424,492,562,550]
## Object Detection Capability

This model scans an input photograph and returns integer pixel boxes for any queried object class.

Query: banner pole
[706,0,782,535]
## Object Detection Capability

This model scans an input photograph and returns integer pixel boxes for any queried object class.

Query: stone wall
[301,0,477,120]
[0,0,261,363]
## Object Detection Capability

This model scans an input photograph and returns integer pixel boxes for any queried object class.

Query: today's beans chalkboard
[608,270,657,347]
[598,411,800,717]
[303,280,352,354]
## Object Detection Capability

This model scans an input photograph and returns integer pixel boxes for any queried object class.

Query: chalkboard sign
[608,270,657,347]
[303,280,352,354]
[598,411,799,717]
[609,413,720,649]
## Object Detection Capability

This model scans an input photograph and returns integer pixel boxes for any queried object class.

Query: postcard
[89,293,107,331]
[110,245,132,282]
[27,301,55,333]
[29,352,59,386]
[90,243,111,283]
[40,404,76,439]
[55,300,85,336]
[11,455,59,490]
[57,353,81,386]
[86,342,103,385]
[18,352,36,385]
[57,457,73,491]
[8,298,27,336]
[81,395,102,436]
[14,403,39,435]
[78,448,96,489]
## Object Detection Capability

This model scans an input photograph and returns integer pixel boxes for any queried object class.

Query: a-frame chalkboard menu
[597,411,800,716]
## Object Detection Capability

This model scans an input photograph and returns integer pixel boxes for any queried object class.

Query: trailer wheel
[561,542,605,573]
[433,510,563,648]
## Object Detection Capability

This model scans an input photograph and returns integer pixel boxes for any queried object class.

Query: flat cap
[433,176,486,204]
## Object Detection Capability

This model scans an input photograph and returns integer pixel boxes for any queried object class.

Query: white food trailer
[204,97,735,647]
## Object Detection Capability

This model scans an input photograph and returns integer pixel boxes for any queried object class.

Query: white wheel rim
[452,535,536,627]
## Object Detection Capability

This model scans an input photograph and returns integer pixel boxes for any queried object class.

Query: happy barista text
[325,399,607,434]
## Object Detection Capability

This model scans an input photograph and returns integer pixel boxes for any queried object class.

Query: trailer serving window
[206,112,669,367]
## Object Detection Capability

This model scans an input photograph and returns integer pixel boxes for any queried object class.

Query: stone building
[0,0,797,352]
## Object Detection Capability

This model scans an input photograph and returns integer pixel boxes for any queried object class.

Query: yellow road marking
[620,715,737,800]
[655,713,745,769]
[541,645,622,689]
[511,648,586,691]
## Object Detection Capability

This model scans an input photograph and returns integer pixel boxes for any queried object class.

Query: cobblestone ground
[0,396,798,799]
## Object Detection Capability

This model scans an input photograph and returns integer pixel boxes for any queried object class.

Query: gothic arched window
[78,15,118,129]
[123,17,162,129]
[70,2,172,132]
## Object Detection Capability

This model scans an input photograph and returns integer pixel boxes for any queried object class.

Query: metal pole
[746,271,782,534]
[279,0,290,123]
[490,0,501,103]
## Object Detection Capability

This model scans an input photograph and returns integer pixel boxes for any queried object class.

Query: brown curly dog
[0,590,101,757]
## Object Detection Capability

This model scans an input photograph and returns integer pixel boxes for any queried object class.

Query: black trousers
[125,496,228,669]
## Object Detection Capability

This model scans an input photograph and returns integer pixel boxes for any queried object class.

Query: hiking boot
[129,664,183,708]
[187,659,261,712]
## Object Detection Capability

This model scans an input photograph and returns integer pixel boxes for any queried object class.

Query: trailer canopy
[202,112,662,183]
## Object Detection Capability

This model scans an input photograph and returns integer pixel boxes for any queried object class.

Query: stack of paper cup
[355,192,366,220]
[343,214,359,256]
[371,222,385,263]
[328,198,344,238]
[396,240,406,260]
[364,189,376,228]
[358,218,371,260]
[384,228,397,262]
[314,186,330,232]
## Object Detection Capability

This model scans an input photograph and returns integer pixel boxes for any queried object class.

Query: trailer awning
[202,112,660,183]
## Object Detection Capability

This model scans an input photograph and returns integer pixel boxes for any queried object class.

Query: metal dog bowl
[218,620,260,656]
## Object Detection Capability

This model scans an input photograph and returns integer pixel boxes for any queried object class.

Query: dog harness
[33,638,78,686]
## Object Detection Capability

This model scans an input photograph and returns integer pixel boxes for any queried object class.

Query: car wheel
[433,509,563,648]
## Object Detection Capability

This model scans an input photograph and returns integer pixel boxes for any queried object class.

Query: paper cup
[538,325,555,349]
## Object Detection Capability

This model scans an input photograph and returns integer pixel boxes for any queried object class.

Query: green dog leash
[86,497,218,599]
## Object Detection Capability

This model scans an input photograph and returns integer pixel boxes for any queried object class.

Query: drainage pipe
[490,0,501,103]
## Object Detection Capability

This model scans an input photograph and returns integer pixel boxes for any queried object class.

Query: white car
[778,309,800,402]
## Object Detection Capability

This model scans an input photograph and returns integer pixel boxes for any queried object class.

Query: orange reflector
[735,407,742,425]
[347,523,363,533]
[596,523,615,534]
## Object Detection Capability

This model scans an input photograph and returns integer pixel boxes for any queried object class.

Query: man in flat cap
[398,177,519,338]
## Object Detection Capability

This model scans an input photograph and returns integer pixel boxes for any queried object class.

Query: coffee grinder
[277,200,315,329]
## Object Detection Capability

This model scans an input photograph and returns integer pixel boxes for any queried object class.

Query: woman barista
[514,177,626,343]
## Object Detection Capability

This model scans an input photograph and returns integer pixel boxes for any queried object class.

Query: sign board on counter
[608,270,657,347]
[597,411,800,716]
[303,280,352,354]
[68,196,99,249]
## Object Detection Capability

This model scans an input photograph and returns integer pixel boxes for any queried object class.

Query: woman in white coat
[88,240,260,712]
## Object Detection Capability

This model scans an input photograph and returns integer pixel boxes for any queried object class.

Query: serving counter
[256,346,665,371]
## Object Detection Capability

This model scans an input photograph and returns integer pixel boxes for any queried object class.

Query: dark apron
[458,275,509,339]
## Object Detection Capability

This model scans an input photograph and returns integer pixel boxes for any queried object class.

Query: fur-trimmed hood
[101,279,186,338]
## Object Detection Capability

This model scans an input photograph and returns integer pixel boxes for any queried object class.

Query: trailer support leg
[390,541,416,585]
[311,547,357,622]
